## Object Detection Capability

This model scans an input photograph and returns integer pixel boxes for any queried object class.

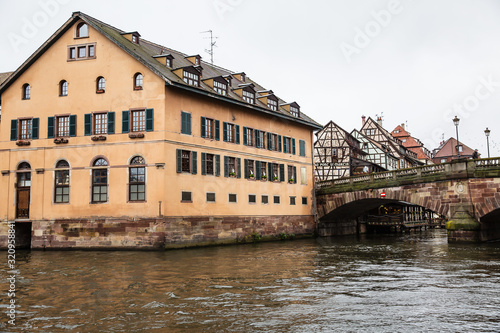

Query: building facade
[432,138,478,163]
[391,124,432,164]
[0,12,321,249]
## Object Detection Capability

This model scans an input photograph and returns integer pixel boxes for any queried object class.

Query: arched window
[133,73,143,90]
[96,76,105,93]
[129,156,146,201]
[76,22,88,38]
[22,84,31,100]
[54,160,70,203]
[92,158,108,203]
[16,162,31,218]
[59,80,68,96]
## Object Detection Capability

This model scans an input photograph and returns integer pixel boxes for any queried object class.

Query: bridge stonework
[316,159,500,242]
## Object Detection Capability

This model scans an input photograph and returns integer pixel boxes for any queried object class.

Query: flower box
[129,132,145,139]
[91,135,107,141]
[54,138,68,144]
[16,140,30,146]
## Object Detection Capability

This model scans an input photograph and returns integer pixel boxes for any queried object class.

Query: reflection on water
[1,229,500,332]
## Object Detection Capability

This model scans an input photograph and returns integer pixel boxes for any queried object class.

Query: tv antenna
[201,30,218,64]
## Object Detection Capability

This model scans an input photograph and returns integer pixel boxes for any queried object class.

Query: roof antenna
[201,30,218,64]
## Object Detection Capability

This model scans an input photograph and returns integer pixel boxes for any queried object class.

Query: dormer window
[290,106,299,117]
[132,35,138,43]
[242,90,254,104]
[134,73,143,90]
[22,84,31,100]
[267,98,278,111]
[232,72,246,82]
[76,22,88,38]
[183,70,200,87]
[214,80,227,96]
[166,57,172,67]
[185,55,201,66]
[366,129,375,136]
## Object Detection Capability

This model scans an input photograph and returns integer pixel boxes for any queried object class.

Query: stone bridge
[316,158,500,242]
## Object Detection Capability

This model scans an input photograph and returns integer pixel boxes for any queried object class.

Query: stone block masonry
[0,215,315,250]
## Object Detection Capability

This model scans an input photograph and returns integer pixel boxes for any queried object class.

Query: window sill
[59,95,67,97]
[91,135,107,141]
[134,87,143,91]
[128,200,147,203]
[96,90,105,94]
[90,202,108,204]
[181,200,193,203]
[16,140,31,146]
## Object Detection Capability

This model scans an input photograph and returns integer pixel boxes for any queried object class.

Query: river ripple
[1,229,499,332]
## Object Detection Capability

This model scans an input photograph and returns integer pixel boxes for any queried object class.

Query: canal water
[1,229,500,332]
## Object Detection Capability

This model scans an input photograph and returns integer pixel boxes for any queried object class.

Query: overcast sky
[1,0,500,157]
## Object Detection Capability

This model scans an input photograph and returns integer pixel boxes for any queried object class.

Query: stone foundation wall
[0,215,315,250]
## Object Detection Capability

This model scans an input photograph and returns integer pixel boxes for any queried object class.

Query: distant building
[432,138,479,163]
[0,72,13,121]
[360,116,422,169]
[351,129,399,172]
[391,124,432,164]
[314,121,385,181]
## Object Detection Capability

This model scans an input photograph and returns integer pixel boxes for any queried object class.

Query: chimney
[362,115,366,126]
[377,116,383,127]
[401,123,405,130]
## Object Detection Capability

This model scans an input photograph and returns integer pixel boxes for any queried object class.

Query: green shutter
[267,132,272,150]
[256,161,261,180]
[176,149,182,173]
[255,130,260,148]
[236,158,241,178]
[243,127,247,145]
[279,164,285,182]
[201,152,206,175]
[283,138,288,154]
[215,120,220,140]
[293,166,297,184]
[47,117,55,138]
[244,159,249,179]
[215,155,220,176]
[69,115,77,137]
[146,108,154,132]
[107,112,115,134]
[84,114,92,136]
[181,112,190,134]
[32,118,39,139]
[122,111,129,133]
[278,135,282,152]
[192,151,197,175]
[292,138,296,155]
[236,125,240,144]
[268,162,273,180]
[224,156,229,177]
[223,122,228,142]
[300,140,305,156]
[201,116,206,138]
[10,119,18,141]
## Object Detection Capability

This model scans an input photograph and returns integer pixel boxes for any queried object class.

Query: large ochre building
[0,12,321,249]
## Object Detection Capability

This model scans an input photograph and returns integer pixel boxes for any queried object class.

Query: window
[228,193,237,203]
[223,122,239,144]
[224,156,241,178]
[243,127,254,146]
[59,80,68,96]
[206,192,216,202]
[19,119,33,140]
[458,145,463,153]
[183,70,199,87]
[214,80,227,95]
[54,160,70,203]
[176,149,197,174]
[441,158,447,163]
[273,195,280,204]
[22,84,30,100]
[96,77,105,93]
[129,156,145,201]
[288,165,297,184]
[332,148,338,157]
[201,117,219,140]
[300,167,307,185]
[181,191,192,202]
[394,130,400,134]
[132,35,138,43]
[181,112,191,135]
[258,131,266,149]
[166,57,172,67]
[11,118,39,141]
[134,73,143,90]
[56,115,70,137]
[299,140,306,157]
[261,195,269,204]
[366,129,375,136]
[68,43,96,61]
[267,133,281,152]
[290,196,296,205]
[284,137,292,154]
[402,139,407,143]
[94,113,108,135]
[76,22,88,38]
[228,157,236,176]
[267,98,278,111]
[302,197,308,205]
[244,159,255,179]
[272,164,279,181]
[242,90,255,104]
[363,143,368,151]
[92,158,108,203]
[400,159,405,168]
[131,110,146,132]
[248,194,256,204]
[261,161,268,180]
[201,153,220,176]
[290,106,300,117]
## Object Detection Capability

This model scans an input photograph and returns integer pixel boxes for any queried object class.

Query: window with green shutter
[299,140,306,157]
[181,111,191,135]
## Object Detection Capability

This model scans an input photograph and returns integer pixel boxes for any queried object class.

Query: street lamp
[453,116,460,158]
[485,127,491,158]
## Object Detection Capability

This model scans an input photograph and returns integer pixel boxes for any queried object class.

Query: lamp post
[485,127,491,158]
[453,116,460,159]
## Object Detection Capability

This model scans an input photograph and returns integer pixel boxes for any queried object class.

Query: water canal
[1,229,500,332]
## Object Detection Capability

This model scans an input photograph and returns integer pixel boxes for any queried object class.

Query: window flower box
[91,135,107,141]
[288,178,294,184]
[273,176,279,182]
[129,132,145,139]
[54,138,68,144]
[16,140,31,146]
[229,172,236,177]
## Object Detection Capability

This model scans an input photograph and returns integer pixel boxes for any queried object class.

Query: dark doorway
[16,163,31,219]
[14,222,32,249]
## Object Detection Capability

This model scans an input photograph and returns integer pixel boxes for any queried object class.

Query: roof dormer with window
[281,102,300,117]
[257,94,279,111]
[121,31,141,44]
[153,54,174,68]
[232,84,255,104]
[202,76,229,96]
[185,55,201,66]
[173,66,201,87]
[232,72,245,82]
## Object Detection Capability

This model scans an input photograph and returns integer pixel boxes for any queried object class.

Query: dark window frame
[67,43,96,61]
[22,84,30,100]
[91,158,108,203]
[134,73,143,90]
[54,160,70,204]
[96,76,105,93]
[59,80,68,97]
[129,156,146,202]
